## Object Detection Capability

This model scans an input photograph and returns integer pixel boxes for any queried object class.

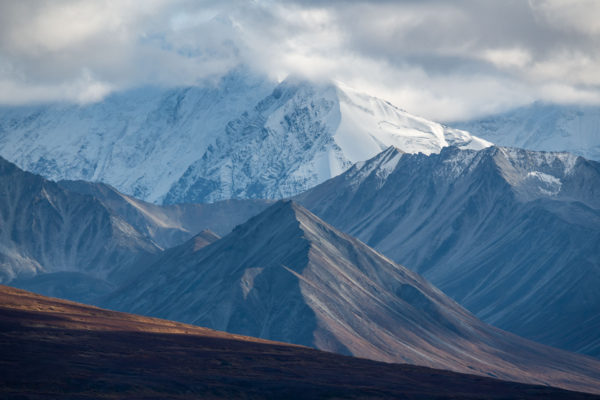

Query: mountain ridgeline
[0,71,489,205]
[0,156,158,295]
[0,156,269,302]
[296,145,600,357]
[104,200,600,394]
[0,71,599,397]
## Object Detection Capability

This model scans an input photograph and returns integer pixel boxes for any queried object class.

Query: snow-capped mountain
[164,78,491,203]
[0,68,274,203]
[452,102,600,161]
[103,200,600,393]
[0,70,489,204]
[295,145,600,357]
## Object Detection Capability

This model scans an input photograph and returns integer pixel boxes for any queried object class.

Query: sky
[0,0,599,121]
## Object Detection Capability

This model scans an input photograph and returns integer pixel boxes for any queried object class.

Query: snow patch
[526,171,562,196]
[240,267,263,299]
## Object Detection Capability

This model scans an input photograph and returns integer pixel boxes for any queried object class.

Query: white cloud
[530,0,600,35]
[0,0,599,120]
[481,48,532,69]
[537,83,600,105]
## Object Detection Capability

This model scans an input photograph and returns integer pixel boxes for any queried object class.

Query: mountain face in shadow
[0,156,158,294]
[105,200,600,394]
[296,145,600,357]
[0,157,267,303]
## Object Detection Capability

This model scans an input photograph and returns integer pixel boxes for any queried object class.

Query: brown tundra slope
[0,285,599,400]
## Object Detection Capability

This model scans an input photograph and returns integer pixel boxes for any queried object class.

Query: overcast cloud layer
[1,0,599,121]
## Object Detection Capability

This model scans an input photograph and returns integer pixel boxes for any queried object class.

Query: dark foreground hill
[0,285,598,400]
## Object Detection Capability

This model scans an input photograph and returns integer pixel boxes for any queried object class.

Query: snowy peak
[0,70,490,204]
[163,77,491,203]
[334,82,491,160]
[163,79,348,203]
[0,69,276,204]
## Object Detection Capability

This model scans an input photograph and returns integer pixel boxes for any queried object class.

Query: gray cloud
[0,0,598,120]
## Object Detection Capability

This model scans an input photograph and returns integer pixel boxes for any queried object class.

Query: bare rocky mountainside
[104,200,600,394]
[0,69,598,397]
[58,179,270,249]
[295,145,600,357]
[0,156,158,300]
[0,157,268,302]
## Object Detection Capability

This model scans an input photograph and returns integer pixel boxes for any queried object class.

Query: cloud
[530,0,600,35]
[0,0,598,120]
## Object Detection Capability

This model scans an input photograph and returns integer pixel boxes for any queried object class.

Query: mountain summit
[106,200,600,393]
[163,78,490,203]
[296,145,600,357]
[0,72,489,204]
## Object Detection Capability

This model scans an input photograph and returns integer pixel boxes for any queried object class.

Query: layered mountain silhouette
[296,145,600,357]
[0,157,267,302]
[0,157,158,295]
[59,179,270,249]
[105,200,600,393]
[0,72,598,397]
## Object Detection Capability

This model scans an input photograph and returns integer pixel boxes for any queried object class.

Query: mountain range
[0,156,268,302]
[103,200,600,393]
[296,145,600,357]
[2,112,598,363]
[0,70,599,397]
[0,70,489,204]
